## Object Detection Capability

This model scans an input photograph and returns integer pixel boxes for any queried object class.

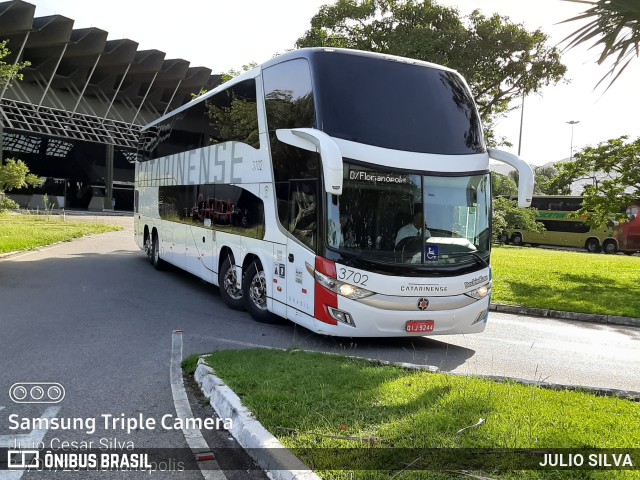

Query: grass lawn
[0,213,122,253]
[491,246,640,318]
[191,349,640,480]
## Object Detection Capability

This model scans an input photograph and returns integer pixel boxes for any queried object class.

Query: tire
[151,231,166,270]
[218,256,244,310]
[243,260,277,323]
[511,233,523,246]
[603,239,617,255]
[144,233,153,264]
[497,232,508,244]
[585,238,600,253]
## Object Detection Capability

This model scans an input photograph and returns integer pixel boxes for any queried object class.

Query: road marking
[0,405,61,480]
[170,330,227,480]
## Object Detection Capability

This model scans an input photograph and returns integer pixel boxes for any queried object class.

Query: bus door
[187,225,215,283]
[285,180,316,319]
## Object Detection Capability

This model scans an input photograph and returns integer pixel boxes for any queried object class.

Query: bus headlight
[314,270,374,300]
[465,283,492,300]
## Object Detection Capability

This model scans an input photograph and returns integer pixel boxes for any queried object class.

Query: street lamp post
[566,120,580,161]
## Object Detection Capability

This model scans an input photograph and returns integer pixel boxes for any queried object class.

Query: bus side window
[288,180,317,249]
[263,58,318,242]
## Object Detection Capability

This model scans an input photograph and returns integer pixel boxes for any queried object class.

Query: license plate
[405,320,434,333]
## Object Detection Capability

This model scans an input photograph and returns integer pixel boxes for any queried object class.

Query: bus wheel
[603,240,617,255]
[243,260,277,323]
[511,233,523,246]
[585,238,600,253]
[151,231,166,270]
[219,257,244,310]
[144,233,153,264]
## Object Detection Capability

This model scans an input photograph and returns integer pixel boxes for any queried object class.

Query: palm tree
[561,0,640,89]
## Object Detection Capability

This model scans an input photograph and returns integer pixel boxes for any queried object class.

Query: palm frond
[561,0,640,91]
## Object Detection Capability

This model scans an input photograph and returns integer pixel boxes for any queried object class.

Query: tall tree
[1,42,37,211]
[296,0,567,145]
[0,40,29,86]
[561,0,640,89]
[550,136,640,226]
[491,172,518,197]
[534,165,571,195]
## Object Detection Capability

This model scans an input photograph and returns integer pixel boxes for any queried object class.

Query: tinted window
[158,184,264,239]
[263,59,319,247]
[312,52,484,155]
[207,79,260,148]
[540,220,590,233]
[138,78,259,161]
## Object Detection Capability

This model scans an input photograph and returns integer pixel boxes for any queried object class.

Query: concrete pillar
[104,143,114,210]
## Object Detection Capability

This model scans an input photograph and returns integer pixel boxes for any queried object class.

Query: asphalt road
[0,216,638,478]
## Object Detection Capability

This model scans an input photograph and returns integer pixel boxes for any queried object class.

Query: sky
[25,0,640,166]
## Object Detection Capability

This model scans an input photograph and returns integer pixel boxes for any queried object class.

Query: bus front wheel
[243,261,277,324]
[219,257,244,310]
[511,233,523,246]
[585,238,600,253]
[603,240,618,255]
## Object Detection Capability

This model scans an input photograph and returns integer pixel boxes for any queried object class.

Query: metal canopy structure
[0,0,220,148]
[0,0,221,210]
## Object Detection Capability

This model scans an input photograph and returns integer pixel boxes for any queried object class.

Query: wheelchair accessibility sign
[425,245,439,261]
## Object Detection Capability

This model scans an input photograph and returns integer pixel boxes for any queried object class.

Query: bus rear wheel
[585,238,600,253]
[151,231,166,270]
[243,260,277,324]
[603,240,617,254]
[219,257,244,310]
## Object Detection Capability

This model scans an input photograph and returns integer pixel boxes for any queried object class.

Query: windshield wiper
[445,251,489,268]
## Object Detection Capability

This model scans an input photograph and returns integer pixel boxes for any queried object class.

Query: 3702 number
[337,268,368,287]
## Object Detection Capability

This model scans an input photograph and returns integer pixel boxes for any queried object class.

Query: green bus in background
[505,196,617,254]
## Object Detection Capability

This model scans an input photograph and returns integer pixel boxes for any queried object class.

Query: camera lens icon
[10,383,65,404]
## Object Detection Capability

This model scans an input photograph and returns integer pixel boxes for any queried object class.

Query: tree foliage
[492,196,544,243]
[550,136,640,226]
[296,0,567,145]
[534,165,571,195]
[0,40,29,87]
[491,172,517,197]
[0,159,42,193]
[561,0,640,90]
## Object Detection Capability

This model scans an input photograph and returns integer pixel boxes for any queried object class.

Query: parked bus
[506,195,640,254]
[135,48,533,337]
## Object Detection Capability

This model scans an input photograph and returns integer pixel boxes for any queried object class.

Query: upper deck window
[312,52,485,155]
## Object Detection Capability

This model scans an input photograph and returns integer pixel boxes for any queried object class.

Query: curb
[490,303,640,328]
[194,359,321,480]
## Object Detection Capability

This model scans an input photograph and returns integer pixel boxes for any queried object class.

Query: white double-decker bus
[135,48,533,337]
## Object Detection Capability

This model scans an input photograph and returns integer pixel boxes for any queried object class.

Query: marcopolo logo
[10,383,65,404]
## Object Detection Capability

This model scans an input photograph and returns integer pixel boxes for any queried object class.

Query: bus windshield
[326,162,491,266]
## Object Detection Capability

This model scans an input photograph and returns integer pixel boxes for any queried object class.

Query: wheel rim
[605,243,616,253]
[144,237,152,258]
[249,270,267,311]
[153,238,159,263]
[223,268,242,300]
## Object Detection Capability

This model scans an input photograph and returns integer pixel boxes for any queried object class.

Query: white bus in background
[134,48,534,337]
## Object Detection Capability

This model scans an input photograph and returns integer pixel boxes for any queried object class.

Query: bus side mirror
[488,149,535,208]
[276,128,343,195]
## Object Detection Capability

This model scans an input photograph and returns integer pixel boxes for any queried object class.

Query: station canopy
[0,0,222,150]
